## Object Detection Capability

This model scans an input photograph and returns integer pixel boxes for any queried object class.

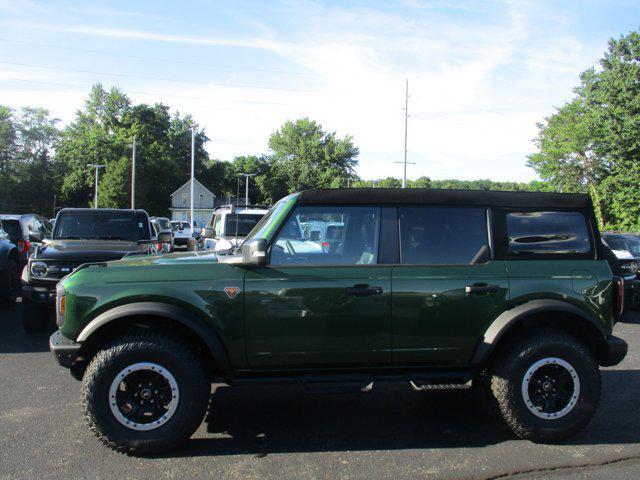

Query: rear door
[392,206,509,364]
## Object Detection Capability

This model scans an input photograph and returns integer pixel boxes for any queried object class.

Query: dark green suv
[49,189,628,454]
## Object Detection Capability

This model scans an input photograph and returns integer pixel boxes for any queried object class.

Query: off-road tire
[82,331,210,455]
[486,332,601,442]
[20,297,50,332]
[0,259,19,307]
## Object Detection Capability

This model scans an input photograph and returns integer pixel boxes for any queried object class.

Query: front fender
[76,301,231,374]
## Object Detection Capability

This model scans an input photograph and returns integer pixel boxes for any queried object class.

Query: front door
[244,205,392,368]
[392,206,509,364]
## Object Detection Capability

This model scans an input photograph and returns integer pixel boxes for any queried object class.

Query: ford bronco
[49,189,628,454]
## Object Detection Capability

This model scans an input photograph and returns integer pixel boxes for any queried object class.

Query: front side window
[506,211,591,255]
[399,207,489,265]
[270,206,381,266]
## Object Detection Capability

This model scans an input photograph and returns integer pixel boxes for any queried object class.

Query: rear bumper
[600,335,628,367]
[49,331,81,368]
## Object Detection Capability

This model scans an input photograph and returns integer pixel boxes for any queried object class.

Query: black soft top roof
[297,188,592,209]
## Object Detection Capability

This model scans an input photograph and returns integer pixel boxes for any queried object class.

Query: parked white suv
[200,205,268,252]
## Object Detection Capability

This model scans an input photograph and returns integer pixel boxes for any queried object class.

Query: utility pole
[131,135,136,209]
[52,194,56,218]
[240,173,256,205]
[87,163,105,209]
[190,126,195,231]
[395,79,414,188]
[403,79,409,188]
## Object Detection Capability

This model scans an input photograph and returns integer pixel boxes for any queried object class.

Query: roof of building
[296,188,592,209]
[169,178,215,198]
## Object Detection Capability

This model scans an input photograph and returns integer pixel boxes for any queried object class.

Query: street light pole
[87,163,105,209]
[190,126,195,231]
[131,135,136,209]
[240,173,256,206]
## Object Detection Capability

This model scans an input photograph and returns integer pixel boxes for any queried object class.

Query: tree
[527,99,606,226]
[268,118,359,194]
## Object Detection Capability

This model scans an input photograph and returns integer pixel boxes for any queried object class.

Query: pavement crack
[481,453,640,479]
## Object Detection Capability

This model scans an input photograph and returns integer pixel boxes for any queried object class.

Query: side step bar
[407,372,473,391]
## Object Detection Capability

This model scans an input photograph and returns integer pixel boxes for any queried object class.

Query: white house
[169,179,216,224]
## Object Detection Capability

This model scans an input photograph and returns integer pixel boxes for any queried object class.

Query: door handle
[465,284,500,295]
[345,284,383,297]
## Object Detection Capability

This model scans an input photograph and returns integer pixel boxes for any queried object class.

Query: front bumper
[600,335,628,367]
[22,283,56,307]
[49,331,81,368]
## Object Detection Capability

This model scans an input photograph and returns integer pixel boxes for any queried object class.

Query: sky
[0,0,638,183]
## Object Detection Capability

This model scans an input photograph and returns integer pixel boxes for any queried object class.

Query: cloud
[16,22,287,52]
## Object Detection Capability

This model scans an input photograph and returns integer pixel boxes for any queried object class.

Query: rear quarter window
[501,211,592,257]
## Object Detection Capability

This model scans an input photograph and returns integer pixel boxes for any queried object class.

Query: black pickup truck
[21,208,169,332]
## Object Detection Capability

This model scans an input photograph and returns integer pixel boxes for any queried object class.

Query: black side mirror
[158,232,172,243]
[202,227,216,239]
[242,238,268,266]
[29,230,43,242]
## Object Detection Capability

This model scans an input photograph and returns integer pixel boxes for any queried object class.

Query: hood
[611,249,634,261]
[108,250,219,267]
[37,239,147,262]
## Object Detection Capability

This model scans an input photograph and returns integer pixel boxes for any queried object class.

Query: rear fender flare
[76,302,231,374]
[471,299,607,365]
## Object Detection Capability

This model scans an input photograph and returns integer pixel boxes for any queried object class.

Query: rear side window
[505,211,591,255]
[1,220,23,242]
[399,207,489,265]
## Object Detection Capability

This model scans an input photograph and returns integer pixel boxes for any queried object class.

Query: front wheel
[486,332,601,442]
[82,332,211,455]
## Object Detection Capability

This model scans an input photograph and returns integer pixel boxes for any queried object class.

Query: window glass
[271,206,380,266]
[399,207,488,265]
[54,212,151,241]
[507,211,591,255]
[224,214,264,237]
[212,214,222,235]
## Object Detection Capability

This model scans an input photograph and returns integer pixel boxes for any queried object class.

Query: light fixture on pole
[87,163,105,209]
[240,173,256,206]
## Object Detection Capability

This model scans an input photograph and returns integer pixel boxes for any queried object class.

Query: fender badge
[224,287,240,299]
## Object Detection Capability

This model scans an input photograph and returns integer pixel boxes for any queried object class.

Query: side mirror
[29,230,43,242]
[202,227,216,239]
[158,232,172,243]
[242,238,268,266]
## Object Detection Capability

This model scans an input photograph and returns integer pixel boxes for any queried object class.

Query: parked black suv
[0,226,20,307]
[21,208,169,332]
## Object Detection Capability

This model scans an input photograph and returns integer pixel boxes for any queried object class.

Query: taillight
[156,242,163,251]
[18,240,30,254]
[613,276,625,318]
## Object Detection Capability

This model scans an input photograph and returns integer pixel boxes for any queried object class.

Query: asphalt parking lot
[1,301,639,480]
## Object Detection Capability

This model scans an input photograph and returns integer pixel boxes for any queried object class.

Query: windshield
[605,235,630,252]
[54,212,151,241]
[622,235,640,256]
[156,218,172,231]
[224,214,264,237]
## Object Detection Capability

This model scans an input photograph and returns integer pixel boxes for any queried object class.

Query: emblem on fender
[224,287,240,299]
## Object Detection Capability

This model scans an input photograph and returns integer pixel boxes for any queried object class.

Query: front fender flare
[471,299,607,365]
[76,302,231,374]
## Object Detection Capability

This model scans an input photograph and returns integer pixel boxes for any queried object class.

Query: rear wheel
[486,332,600,442]
[82,332,210,455]
[0,259,19,307]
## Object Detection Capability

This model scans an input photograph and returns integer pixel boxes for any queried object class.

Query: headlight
[31,261,48,277]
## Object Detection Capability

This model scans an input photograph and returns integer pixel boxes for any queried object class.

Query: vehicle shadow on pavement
[619,310,640,324]
[0,302,53,354]
[165,367,640,458]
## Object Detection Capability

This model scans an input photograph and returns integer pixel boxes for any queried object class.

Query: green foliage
[529,29,640,230]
